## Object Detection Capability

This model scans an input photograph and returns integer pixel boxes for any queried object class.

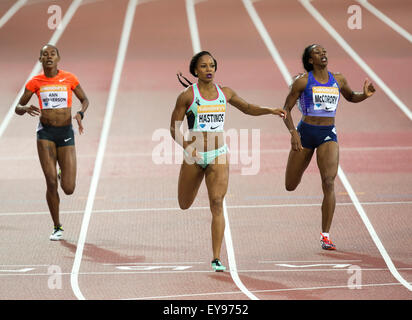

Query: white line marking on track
[185,0,258,301]
[223,199,259,300]
[185,0,201,53]
[103,261,205,265]
[299,0,412,121]
[356,0,412,43]
[122,282,408,300]
[0,0,27,28]
[70,0,138,301]
[338,169,412,291]
[259,260,362,264]
[275,264,352,269]
[0,268,35,273]
[0,0,83,139]
[2,267,412,277]
[2,200,412,217]
[244,0,412,292]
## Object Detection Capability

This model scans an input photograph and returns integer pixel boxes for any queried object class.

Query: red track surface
[0,0,411,302]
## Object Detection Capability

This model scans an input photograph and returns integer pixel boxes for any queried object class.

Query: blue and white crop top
[186,83,227,132]
[298,71,340,117]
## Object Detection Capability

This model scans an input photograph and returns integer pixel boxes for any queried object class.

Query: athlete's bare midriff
[40,108,72,127]
[302,115,335,126]
[187,131,225,152]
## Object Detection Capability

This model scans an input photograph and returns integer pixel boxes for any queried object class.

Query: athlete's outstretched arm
[222,87,286,118]
[334,73,376,103]
[15,88,39,116]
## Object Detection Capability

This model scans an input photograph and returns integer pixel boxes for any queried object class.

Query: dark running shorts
[297,120,337,150]
[37,123,75,148]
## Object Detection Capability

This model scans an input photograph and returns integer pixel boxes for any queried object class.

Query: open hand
[24,105,40,116]
[73,112,84,134]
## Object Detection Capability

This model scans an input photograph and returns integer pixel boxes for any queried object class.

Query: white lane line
[241,0,292,85]
[185,0,258,301]
[223,199,259,300]
[356,0,412,43]
[299,0,412,121]
[185,0,201,53]
[0,0,83,140]
[2,200,412,217]
[70,0,138,301]
[122,282,407,300]
[259,260,362,264]
[0,0,27,28]
[103,261,205,265]
[338,168,412,291]
[2,267,412,277]
[243,0,412,292]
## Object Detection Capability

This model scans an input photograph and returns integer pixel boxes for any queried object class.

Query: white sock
[321,232,330,239]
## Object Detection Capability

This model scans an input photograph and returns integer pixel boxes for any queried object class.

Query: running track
[0,0,411,302]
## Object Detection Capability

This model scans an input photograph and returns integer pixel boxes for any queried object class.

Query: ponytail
[176,72,193,88]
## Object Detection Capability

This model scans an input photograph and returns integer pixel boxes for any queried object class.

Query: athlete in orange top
[15,44,89,240]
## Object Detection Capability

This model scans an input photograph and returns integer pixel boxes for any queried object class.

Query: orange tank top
[25,70,79,110]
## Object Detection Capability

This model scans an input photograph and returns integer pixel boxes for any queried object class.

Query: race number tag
[197,104,226,131]
[39,85,68,109]
[312,86,339,112]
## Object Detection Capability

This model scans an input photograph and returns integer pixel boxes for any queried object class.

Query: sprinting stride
[282,44,375,250]
[15,44,89,240]
[171,51,286,271]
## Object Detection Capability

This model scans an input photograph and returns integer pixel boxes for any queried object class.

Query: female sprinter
[15,44,89,240]
[282,44,375,250]
[170,51,286,271]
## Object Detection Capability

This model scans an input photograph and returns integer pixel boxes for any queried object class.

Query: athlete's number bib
[40,85,68,109]
[197,104,225,131]
[312,86,339,112]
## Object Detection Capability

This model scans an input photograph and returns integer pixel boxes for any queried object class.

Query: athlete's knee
[285,179,299,192]
[321,176,335,193]
[209,196,224,212]
[179,203,191,210]
[178,197,192,210]
[62,183,75,195]
[45,177,58,192]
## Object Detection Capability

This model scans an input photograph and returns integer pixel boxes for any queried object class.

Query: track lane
[248,0,412,297]
[74,0,246,300]
[0,0,127,299]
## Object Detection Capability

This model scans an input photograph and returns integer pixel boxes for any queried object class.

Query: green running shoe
[211,259,226,272]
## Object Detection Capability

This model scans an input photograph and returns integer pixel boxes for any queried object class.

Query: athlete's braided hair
[177,51,217,88]
[302,44,319,72]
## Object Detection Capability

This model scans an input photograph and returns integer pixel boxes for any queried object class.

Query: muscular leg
[37,140,60,227]
[205,154,229,260]
[285,148,315,191]
[177,160,205,210]
[57,145,77,195]
[316,141,339,233]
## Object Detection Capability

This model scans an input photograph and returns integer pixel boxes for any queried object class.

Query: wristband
[77,111,84,120]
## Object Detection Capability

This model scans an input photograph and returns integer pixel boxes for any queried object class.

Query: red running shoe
[320,233,336,250]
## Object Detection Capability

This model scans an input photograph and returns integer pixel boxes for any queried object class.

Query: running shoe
[50,225,64,241]
[211,259,226,272]
[320,233,336,250]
